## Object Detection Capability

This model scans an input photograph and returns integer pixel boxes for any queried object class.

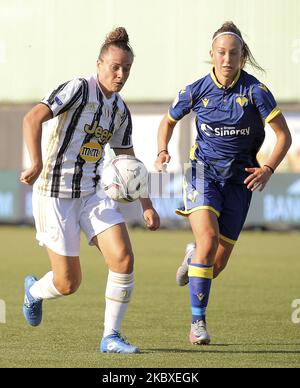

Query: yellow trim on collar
[210,68,241,89]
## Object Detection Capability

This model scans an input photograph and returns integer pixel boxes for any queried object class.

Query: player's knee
[108,250,134,274]
[54,276,82,295]
[197,232,219,260]
[119,251,134,273]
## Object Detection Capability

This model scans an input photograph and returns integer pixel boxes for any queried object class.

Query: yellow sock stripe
[188,265,213,279]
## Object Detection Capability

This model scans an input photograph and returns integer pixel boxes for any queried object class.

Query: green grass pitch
[0,226,300,368]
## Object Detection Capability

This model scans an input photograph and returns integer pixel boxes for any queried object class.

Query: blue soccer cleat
[100,331,140,354]
[23,275,43,327]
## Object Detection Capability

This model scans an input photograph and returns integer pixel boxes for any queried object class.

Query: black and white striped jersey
[36,74,132,198]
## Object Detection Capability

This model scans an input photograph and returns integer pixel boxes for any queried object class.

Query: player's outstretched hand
[154,152,171,172]
[143,208,160,231]
[244,166,273,192]
[20,164,43,185]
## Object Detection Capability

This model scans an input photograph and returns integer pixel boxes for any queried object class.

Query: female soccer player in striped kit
[21,27,160,354]
[155,21,292,345]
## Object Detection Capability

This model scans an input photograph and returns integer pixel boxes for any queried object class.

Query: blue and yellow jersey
[168,69,281,183]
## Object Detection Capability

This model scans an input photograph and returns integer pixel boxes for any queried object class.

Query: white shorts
[32,191,125,256]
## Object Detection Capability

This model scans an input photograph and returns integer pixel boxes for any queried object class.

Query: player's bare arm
[155,114,176,171]
[20,103,53,185]
[244,114,292,192]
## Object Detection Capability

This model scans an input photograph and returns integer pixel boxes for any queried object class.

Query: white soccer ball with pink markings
[101,155,148,203]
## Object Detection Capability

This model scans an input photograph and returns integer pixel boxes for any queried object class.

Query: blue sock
[188,263,213,323]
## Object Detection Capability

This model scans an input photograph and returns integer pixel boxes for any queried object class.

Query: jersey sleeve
[109,104,133,149]
[168,85,193,122]
[41,78,84,117]
[250,83,281,123]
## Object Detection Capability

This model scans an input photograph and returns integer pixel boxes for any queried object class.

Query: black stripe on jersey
[47,81,70,105]
[108,96,119,133]
[119,108,128,127]
[50,79,89,197]
[71,86,104,197]
[55,80,85,116]
[92,88,105,188]
[121,103,132,146]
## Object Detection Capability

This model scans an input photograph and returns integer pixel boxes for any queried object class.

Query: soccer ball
[101,155,148,203]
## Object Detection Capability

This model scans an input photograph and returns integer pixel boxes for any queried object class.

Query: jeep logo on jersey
[80,142,103,162]
[84,122,113,144]
[201,124,251,137]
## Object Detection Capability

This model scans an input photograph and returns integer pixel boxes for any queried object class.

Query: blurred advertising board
[247,173,300,228]
[258,112,300,173]
[0,171,299,228]
[0,171,21,222]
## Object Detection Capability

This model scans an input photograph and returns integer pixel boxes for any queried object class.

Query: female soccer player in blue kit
[155,21,292,345]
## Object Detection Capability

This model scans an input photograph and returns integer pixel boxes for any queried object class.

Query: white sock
[103,270,134,337]
[29,271,63,301]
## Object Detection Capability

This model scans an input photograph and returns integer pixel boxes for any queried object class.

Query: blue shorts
[176,162,252,244]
